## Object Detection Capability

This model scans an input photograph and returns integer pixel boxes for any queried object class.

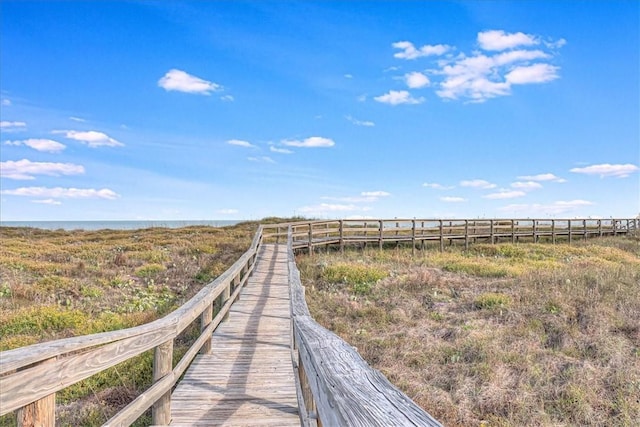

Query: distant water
[0,220,244,231]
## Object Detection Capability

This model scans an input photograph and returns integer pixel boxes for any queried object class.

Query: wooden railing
[0,226,265,426]
[263,218,639,254]
[285,226,442,426]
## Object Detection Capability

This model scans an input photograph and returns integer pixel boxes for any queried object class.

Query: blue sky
[1,1,638,221]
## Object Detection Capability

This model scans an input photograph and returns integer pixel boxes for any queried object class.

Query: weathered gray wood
[16,357,56,427]
[152,340,173,425]
[2,324,175,414]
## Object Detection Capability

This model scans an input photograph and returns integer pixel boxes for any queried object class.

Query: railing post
[379,220,383,251]
[17,358,56,427]
[439,220,444,252]
[511,219,515,244]
[552,219,556,244]
[583,219,587,240]
[276,226,281,243]
[464,220,469,250]
[152,340,173,425]
[201,302,214,354]
[490,220,495,244]
[308,223,313,256]
[411,220,416,255]
[568,220,572,245]
[339,220,344,254]
[598,219,602,237]
[532,220,537,243]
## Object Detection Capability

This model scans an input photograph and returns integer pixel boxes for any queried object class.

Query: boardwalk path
[170,244,300,426]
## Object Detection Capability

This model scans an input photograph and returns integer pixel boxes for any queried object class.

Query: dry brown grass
[298,236,640,426]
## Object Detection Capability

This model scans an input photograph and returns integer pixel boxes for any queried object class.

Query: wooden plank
[169,244,300,426]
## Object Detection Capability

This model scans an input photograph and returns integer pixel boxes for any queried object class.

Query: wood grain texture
[169,244,300,426]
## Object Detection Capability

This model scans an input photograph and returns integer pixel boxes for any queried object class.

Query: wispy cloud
[499,200,593,215]
[570,163,639,178]
[32,199,62,205]
[361,191,390,198]
[440,196,466,202]
[1,99,11,106]
[460,179,497,189]
[1,186,119,199]
[392,41,450,59]
[269,146,293,154]
[404,71,430,89]
[0,121,26,132]
[477,30,538,51]
[57,130,124,148]
[344,74,353,79]
[158,69,221,95]
[5,138,66,153]
[227,139,256,148]
[1,159,84,180]
[483,190,526,199]
[510,181,543,190]
[517,173,566,182]
[345,115,375,127]
[281,136,335,148]
[374,90,424,105]
[248,156,276,163]
[69,116,86,122]
[423,182,454,190]
[220,95,234,102]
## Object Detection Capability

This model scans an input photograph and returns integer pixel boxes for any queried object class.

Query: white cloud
[423,182,455,190]
[440,196,466,202]
[361,191,390,197]
[69,116,86,122]
[570,163,639,178]
[0,121,26,132]
[345,115,375,127]
[392,41,450,59]
[281,136,335,148]
[483,190,526,199]
[1,159,85,180]
[517,173,566,182]
[158,69,221,95]
[344,74,353,79]
[374,90,424,105]
[405,71,430,89]
[499,200,593,215]
[460,179,497,189]
[32,199,62,205]
[5,138,66,153]
[1,186,119,199]
[477,30,538,51]
[227,139,255,148]
[248,156,276,163]
[506,63,559,84]
[510,181,543,190]
[217,209,238,215]
[270,146,293,154]
[220,95,234,102]
[58,130,124,147]
[1,99,11,106]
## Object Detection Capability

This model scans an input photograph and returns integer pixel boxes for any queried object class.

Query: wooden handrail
[286,226,442,426]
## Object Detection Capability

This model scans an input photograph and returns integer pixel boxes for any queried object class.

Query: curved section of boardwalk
[170,244,299,426]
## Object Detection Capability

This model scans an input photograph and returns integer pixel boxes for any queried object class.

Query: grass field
[297,235,640,426]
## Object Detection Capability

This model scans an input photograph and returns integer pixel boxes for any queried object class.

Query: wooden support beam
[17,358,56,427]
[152,340,173,425]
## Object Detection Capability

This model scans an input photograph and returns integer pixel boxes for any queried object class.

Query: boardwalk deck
[169,244,300,426]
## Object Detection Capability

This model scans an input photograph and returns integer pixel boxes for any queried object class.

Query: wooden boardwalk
[169,244,300,426]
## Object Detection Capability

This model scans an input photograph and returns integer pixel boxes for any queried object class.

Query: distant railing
[285,226,442,427]
[263,218,639,254]
[0,226,265,426]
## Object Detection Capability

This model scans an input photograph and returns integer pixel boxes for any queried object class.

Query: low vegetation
[0,222,257,426]
[298,236,640,426]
